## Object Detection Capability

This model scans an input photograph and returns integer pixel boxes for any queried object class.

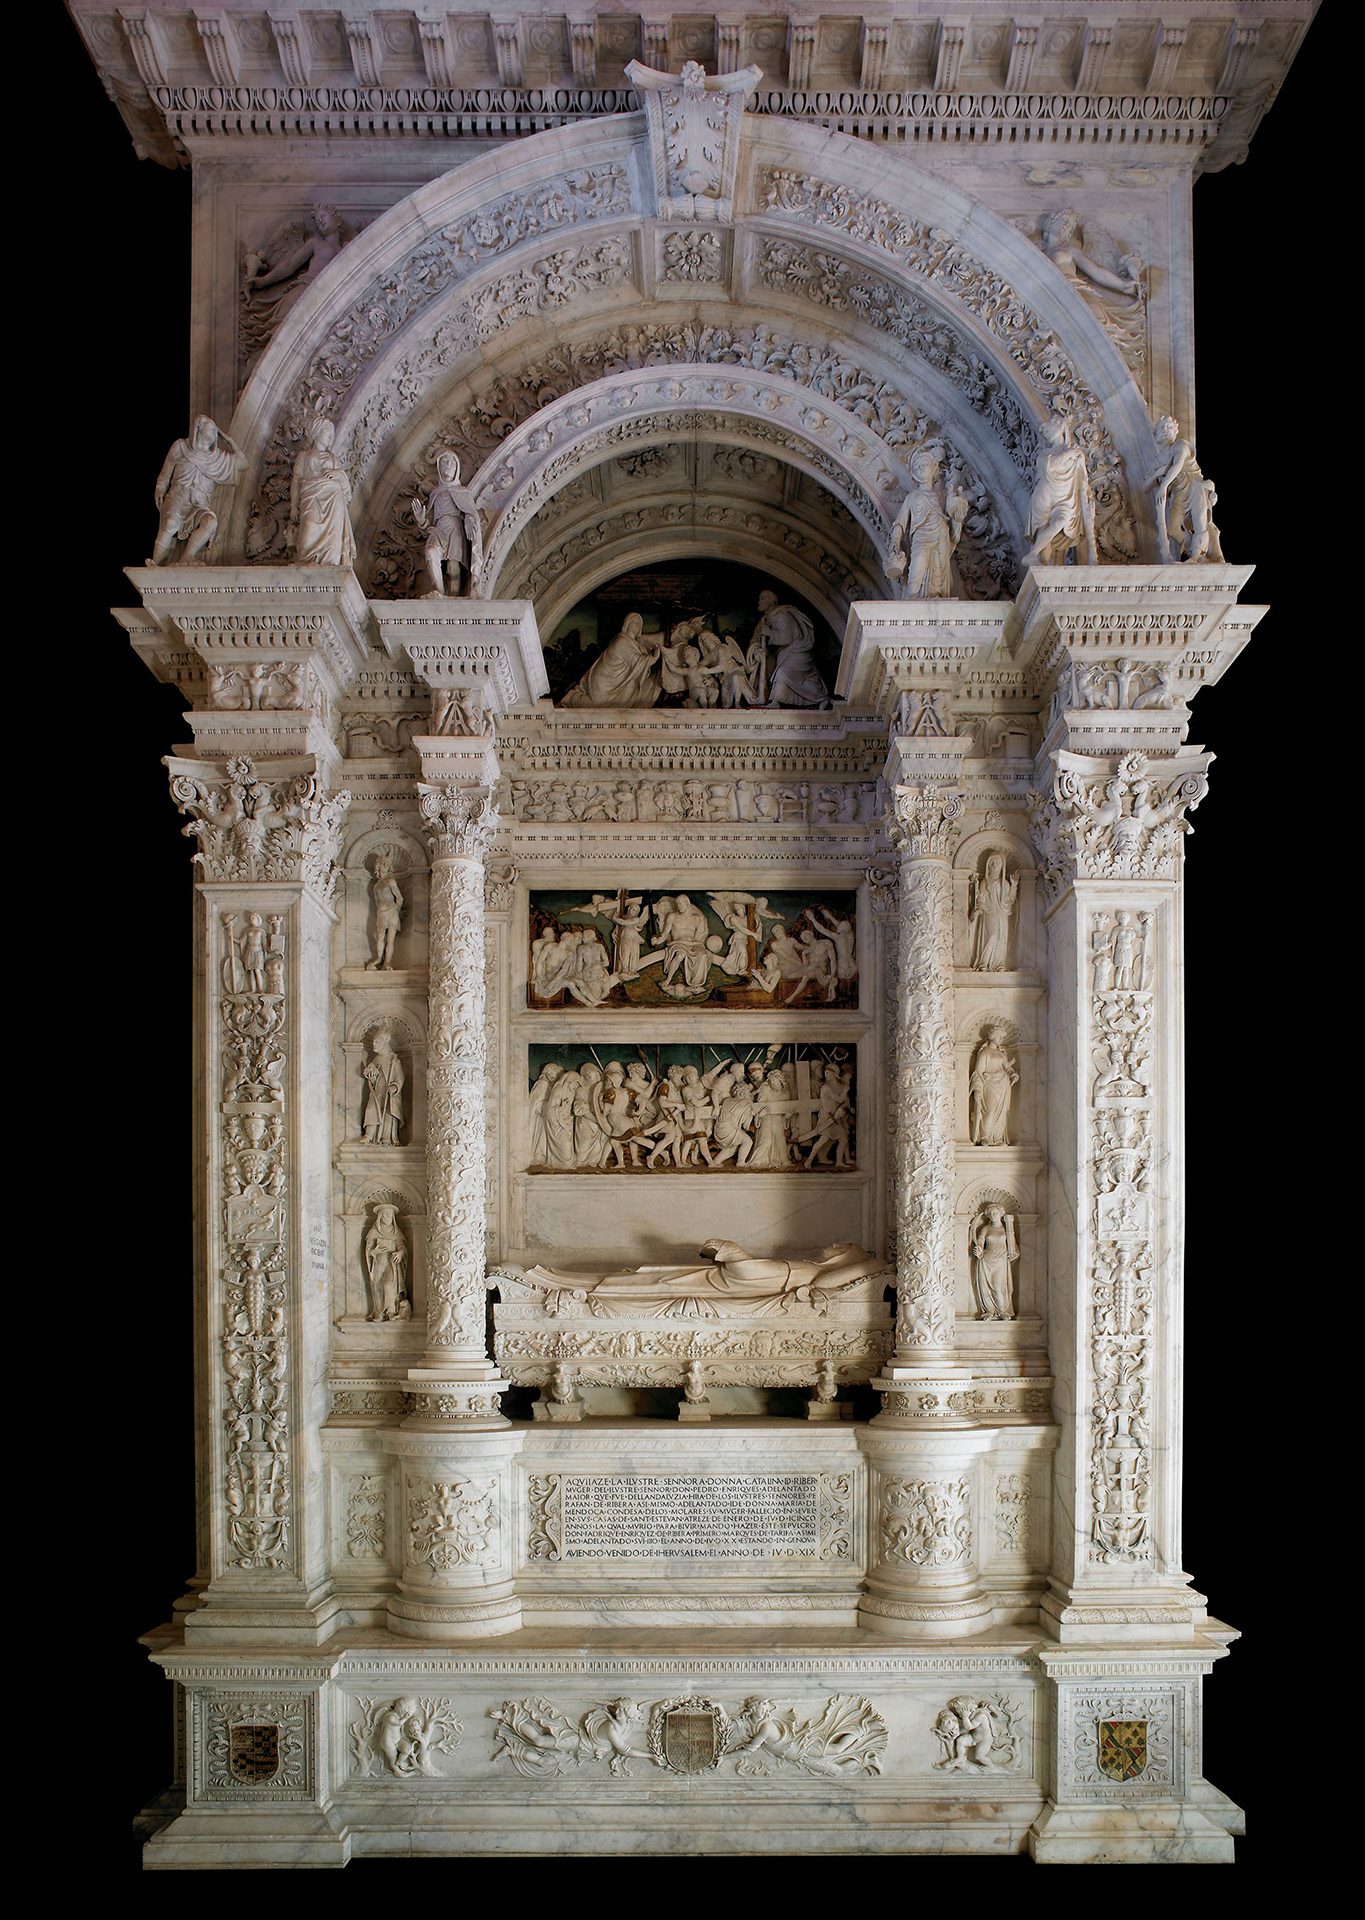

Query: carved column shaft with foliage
[889,784,963,1361]
[419,784,499,1358]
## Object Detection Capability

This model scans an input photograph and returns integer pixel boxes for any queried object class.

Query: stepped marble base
[145,1624,1238,1865]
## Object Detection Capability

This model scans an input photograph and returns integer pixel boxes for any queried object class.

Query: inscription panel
[559,1473,821,1560]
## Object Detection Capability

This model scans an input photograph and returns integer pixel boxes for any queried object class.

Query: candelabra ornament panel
[80,0,1302,1869]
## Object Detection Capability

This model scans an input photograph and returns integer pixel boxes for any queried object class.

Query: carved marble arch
[952,826,1036,876]
[341,824,429,877]
[346,1008,426,1049]
[224,113,1164,572]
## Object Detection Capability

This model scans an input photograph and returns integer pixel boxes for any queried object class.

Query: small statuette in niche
[969,1203,1019,1320]
[968,1023,1018,1147]
[362,1023,405,1146]
[967,853,1019,972]
[365,851,404,972]
[364,1202,411,1322]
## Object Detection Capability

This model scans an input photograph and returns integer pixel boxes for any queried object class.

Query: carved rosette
[888,785,963,1359]
[169,756,351,903]
[418,784,499,1356]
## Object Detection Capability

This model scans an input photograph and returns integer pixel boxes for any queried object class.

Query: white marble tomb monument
[62,0,1324,1865]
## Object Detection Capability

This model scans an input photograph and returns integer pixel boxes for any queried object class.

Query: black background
[41,2,1332,1875]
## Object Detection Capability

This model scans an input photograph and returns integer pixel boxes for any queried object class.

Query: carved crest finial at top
[625,58,763,223]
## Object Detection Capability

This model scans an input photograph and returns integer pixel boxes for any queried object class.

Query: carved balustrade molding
[169,754,349,1614]
[416,783,500,1360]
[887,782,964,1365]
[1028,744,1210,1631]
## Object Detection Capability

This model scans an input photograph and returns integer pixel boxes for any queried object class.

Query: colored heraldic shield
[1097,1719,1148,1782]
[228,1723,281,1784]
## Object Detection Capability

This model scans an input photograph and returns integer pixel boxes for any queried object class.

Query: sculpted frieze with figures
[527,1042,857,1172]
[529,889,858,1010]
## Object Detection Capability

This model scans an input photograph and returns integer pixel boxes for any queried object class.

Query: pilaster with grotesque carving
[168,753,350,1638]
[1028,753,1210,1638]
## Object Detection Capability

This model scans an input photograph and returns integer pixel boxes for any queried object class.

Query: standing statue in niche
[362,1024,405,1146]
[1145,415,1226,565]
[365,851,404,971]
[969,1023,1018,1147]
[969,1204,1019,1320]
[967,854,1020,971]
[289,416,355,568]
[364,1202,411,1321]
[411,451,485,598]
[149,416,247,565]
[749,592,832,709]
[884,447,971,599]
[1022,416,1097,568]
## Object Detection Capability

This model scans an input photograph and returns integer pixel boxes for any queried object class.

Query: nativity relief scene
[79,0,1308,1868]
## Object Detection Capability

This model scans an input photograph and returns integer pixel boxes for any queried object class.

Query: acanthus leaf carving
[1029,751,1208,901]
[489,1692,886,1777]
[170,755,351,901]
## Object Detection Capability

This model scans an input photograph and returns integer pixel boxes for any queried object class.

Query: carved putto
[350,1698,460,1778]
[150,416,246,566]
[932,1697,1018,1771]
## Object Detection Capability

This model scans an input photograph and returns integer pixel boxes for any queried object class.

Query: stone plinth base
[145,1625,1238,1865]
[144,1808,351,1870]
[1028,1802,1236,1865]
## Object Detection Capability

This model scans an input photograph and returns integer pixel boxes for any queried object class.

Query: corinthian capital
[417,783,500,861]
[168,753,351,901]
[1028,748,1210,903]
[888,783,965,862]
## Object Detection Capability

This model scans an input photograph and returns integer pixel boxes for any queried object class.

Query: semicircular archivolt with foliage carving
[227,116,1154,572]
